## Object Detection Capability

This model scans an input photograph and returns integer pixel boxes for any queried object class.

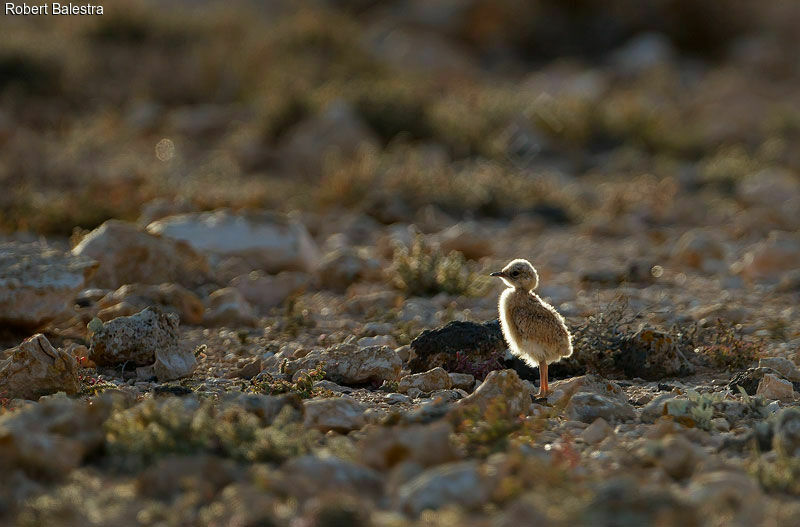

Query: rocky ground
[2,1,800,526]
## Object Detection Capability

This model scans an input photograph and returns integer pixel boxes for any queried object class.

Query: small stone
[285,343,401,386]
[0,334,80,399]
[756,373,794,401]
[448,372,475,391]
[358,421,457,470]
[566,393,636,424]
[89,307,180,367]
[455,369,531,418]
[547,374,629,406]
[97,283,204,325]
[153,344,198,383]
[581,417,613,445]
[303,396,367,433]
[640,393,679,423]
[204,287,258,327]
[396,461,492,516]
[385,393,410,404]
[229,271,311,311]
[398,367,452,394]
[403,387,421,398]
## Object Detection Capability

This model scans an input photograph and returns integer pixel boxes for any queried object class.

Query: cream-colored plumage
[491,259,572,396]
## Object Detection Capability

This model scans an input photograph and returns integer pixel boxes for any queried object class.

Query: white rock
[97,283,204,325]
[396,461,492,516]
[0,334,80,399]
[303,396,367,433]
[385,393,410,404]
[456,369,531,417]
[398,367,452,394]
[153,345,197,383]
[581,417,613,445]
[567,393,636,424]
[89,307,195,381]
[229,271,310,311]
[547,374,628,406]
[204,287,258,327]
[448,372,475,391]
[756,373,794,402]
[285,343,402,386]
[147,209,319,274]
[358,421,457,470]
[73,220,210,289]
[0,242,98,327]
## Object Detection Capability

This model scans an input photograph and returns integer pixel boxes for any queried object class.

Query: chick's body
[491,258,572,396]
[498,287,573,367]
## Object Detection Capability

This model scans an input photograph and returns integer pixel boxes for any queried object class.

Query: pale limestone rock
[581,417,613,445]
[147,209,319,274]
[204,287,258,327]
[0,242,97,326]
[0,334,79,399]
[285,343,401,386]
[89,307,179,367]
[396,461,492,516]
[756,373,794,402]
[456,369,531,417]
[358,421,457,470]
[229,271,310,311]
[398,367,452,394]
[73,220,210,289]
[97,283,204,325]
[303,396,367,433]
[448,372,475,391]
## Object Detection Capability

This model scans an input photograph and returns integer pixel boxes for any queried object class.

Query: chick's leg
[537,362,549,397]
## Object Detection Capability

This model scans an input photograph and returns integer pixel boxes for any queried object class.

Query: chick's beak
[490,271,504,277]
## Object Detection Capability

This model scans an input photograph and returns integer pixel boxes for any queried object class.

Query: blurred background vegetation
[1,0,799,236]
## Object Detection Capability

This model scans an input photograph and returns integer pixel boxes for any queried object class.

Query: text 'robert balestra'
[5,3,104,15]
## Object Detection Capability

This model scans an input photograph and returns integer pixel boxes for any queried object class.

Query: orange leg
[538,362,549,397]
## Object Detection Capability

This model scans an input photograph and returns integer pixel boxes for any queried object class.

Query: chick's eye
[511,270,519,277]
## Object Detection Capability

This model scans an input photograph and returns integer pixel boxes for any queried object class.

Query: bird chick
[491,259,572,396]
